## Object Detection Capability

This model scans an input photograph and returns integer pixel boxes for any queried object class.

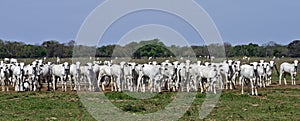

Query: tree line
[0,38,299,58]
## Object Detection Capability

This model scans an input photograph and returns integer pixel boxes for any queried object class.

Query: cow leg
[1,79,4,92]
[117,77,121,92]
[33,77,37,91]
[213,81,216,94]
[283,74,287,85]
[254,81,258,96]
[77,77,81,91]
[70,76,73,91]
[142,78,146,93]
[250,79,254,95]
[47,77,51,91]
[136,76,141,92]
[5,79,9,91]
[241,77,244,95]
[186,78,190,92]
[279,72,283,85]
[65,80,67,92]
[52,76,56,91]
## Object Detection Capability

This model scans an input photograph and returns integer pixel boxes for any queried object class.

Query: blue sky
[0,0,300,46]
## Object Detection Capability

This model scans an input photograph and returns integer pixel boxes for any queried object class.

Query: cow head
[204,62,211,67]
[197,61,201,66]
[269,61,275,69]
[172,61,179,69]
[228,60,233,66]
[235,61,241,72]
[294,60,298,72]
[19,62,25,70]
[128,62,137,71]
[85,63,93,71]
[62,62,70,74]
[75,62,81,70]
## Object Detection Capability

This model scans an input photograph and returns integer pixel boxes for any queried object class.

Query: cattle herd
[0,58,298,96]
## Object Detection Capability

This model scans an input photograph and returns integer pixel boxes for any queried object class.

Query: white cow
[70,62,81,91]
[216,61,230,90]
[137,64,163,92]
[266,61,277,86]
[198,65,219,94]
[240,63,258,96]
[176,60,193,92]
[120,62,138,92]
[0,65,9,91]
[37,63,52,91]
[98,63,122,92]
[161,63,178,92]
[82,63,97,91]
[228,61,241,87]
[51,62,70,91]
[12,63,24,91]
[23,64,37,91]
[256,60,267,88]
[279,60,298,85]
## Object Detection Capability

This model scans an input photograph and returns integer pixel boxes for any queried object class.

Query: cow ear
[142,65,145,68]
[250,64,253,66]
[128,64,132,66]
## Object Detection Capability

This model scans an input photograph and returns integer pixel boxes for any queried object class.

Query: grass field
[0,84,300,120]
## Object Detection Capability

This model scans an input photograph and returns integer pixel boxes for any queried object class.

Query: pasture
[0,85,300,120]
[1,57,300,120]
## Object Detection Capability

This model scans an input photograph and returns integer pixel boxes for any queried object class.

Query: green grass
[0,86,300,120]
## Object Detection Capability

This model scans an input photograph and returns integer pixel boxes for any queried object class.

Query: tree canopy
[0,38,298,58]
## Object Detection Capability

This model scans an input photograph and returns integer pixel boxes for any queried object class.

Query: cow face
[75,62,81,70]
[228,60,233,66]
[19,62,25,70]
[269,61,275,68]
[62,62,70,74]
[294,60,298,72]
[235,61,241,71]
[294,60,298,67]
[197,61,201,66]
[251,62,258,70]
[128,62,137,71]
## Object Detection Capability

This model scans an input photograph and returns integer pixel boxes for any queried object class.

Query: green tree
[288,40,300,57]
